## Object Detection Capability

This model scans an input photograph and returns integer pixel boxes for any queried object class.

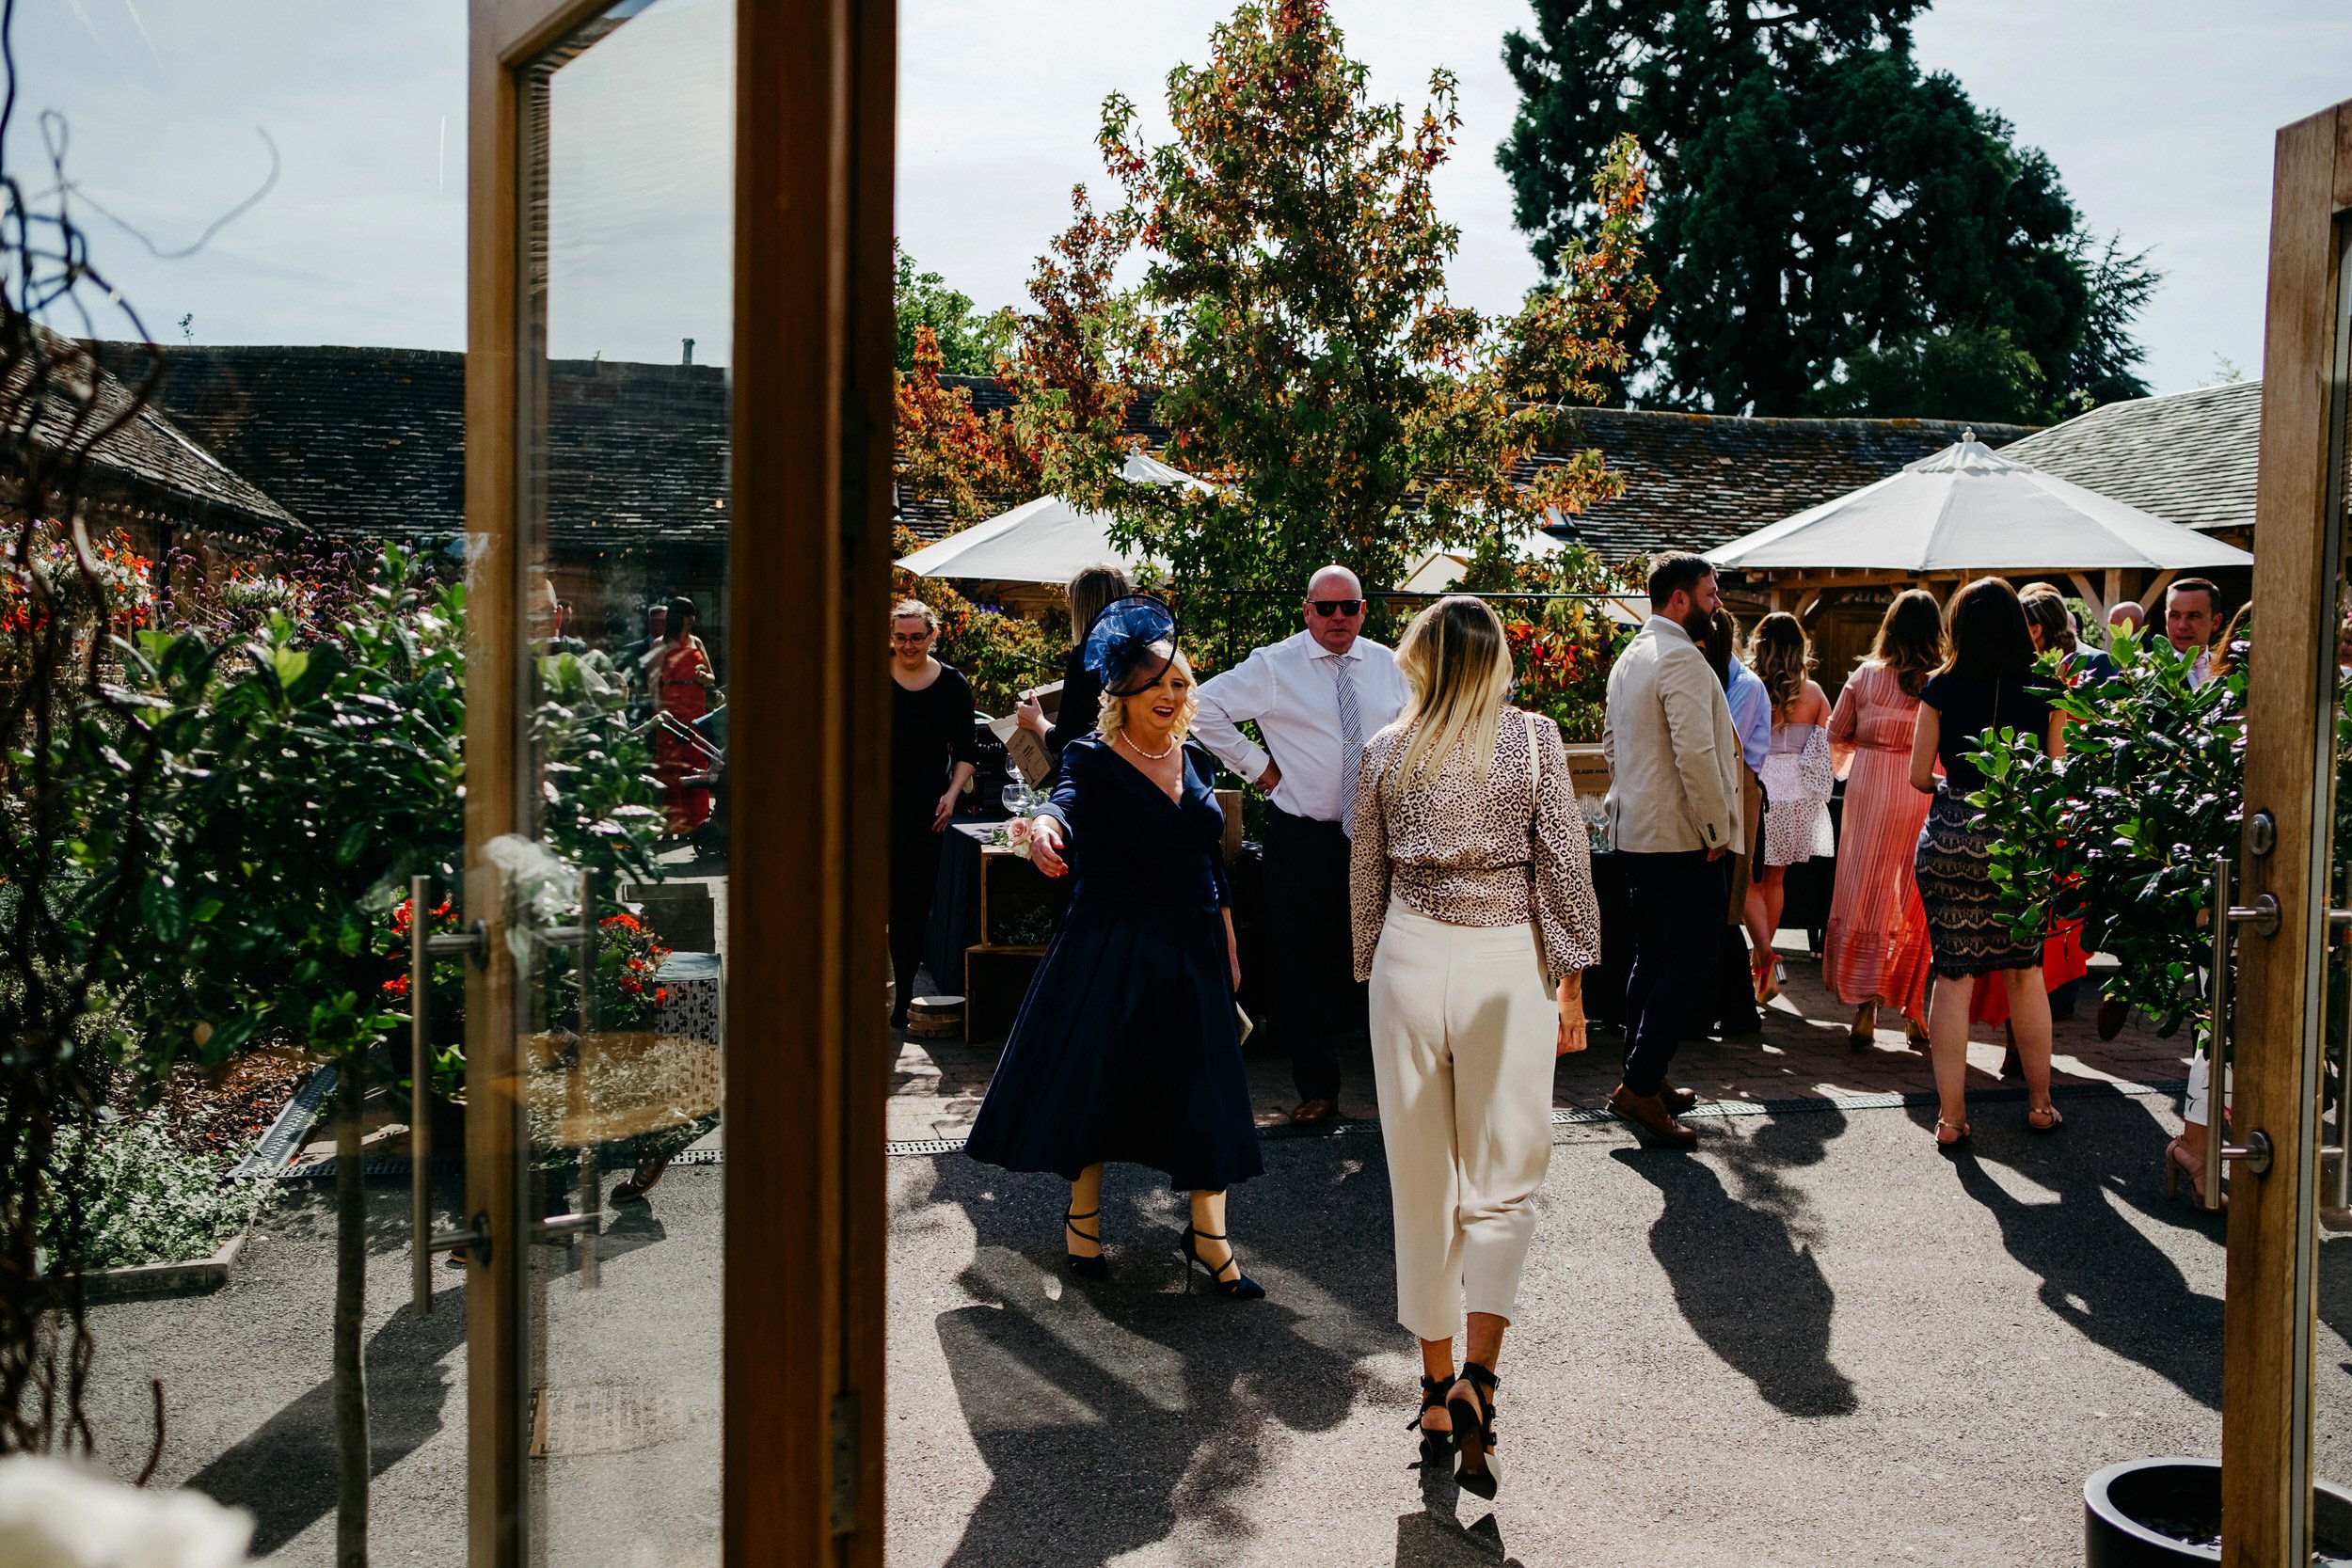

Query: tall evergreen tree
[1498,1,2156,420]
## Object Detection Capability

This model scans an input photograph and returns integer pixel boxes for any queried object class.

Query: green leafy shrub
[45,1117,274,1271]
[1969,634,2242,1042]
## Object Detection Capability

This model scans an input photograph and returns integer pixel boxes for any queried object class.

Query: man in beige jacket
[1601,552,1743,1147]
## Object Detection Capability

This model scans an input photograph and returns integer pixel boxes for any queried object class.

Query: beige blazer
[1602,615,1743,855]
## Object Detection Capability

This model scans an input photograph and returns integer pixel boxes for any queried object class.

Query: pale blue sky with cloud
[20,0,2352,394]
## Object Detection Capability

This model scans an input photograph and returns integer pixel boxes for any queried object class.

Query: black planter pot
[2085,1457,2352,1564]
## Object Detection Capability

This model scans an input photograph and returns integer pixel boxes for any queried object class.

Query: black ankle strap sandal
[1448,1362,1502,1499]
[1064,1208,1108,1280]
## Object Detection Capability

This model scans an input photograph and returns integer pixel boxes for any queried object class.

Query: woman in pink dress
[651,595,718,834]
[1822,591,1942,1048]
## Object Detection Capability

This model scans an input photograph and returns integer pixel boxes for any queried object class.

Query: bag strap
[1522,708,1541,803]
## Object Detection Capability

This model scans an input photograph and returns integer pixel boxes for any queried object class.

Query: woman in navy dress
[964,597,1265,1298]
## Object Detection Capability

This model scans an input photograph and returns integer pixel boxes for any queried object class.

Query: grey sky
[21,0,2352,395]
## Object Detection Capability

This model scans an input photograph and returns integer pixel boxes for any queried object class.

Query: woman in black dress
[890,598,978,1027]
[1012,562,1129,767]
[964,597,1265,1298]
[1909,577,2067,1144]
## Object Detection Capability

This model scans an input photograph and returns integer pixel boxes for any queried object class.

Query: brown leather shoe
[1661,1083,1699,1116]
[2096,996,2129,1041]
[1609,1085,1698,1148]
[1289,1097,1339,1127]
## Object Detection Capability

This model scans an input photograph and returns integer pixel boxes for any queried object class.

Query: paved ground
[889,941,2191,1147]
[77,1170,721,1568]
[72,940,2352,1565]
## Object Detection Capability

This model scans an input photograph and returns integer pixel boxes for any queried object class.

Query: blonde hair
[891,597,938,631]
[1749,611,1813,716]
[1097,645,1197,749]
[1391,595,1512,787]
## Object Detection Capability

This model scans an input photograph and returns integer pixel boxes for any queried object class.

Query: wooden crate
[964,944,1044,1042]
[979,846,1066,947]
[1562,743,1612,802]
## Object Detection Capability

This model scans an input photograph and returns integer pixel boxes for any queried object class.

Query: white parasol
[1703,434,2254,573]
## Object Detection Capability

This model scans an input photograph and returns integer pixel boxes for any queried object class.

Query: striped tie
[1332,654,1364,824]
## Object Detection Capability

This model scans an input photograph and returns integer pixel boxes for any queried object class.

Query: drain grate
[530,1384,701,1458]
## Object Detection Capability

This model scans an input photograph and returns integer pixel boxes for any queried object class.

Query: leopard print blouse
[1348,709,1601,984]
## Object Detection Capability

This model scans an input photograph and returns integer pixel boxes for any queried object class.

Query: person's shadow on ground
[1391,1448,1529,1566]
[1611,1106,1860,1417]
[1938,1098,2222,1410]
[923,1144,1485,1567]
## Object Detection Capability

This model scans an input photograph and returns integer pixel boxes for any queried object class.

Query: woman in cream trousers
[1349,594,1601,1498]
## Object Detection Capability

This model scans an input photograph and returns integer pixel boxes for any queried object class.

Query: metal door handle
[410,875,487,1316]
[2203,855,2280,1210]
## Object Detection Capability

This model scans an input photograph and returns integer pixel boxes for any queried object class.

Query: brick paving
[887,938,2189,1144]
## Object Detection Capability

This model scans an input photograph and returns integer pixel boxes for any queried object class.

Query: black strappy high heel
[1064,1209,1109,1280]
[1407,1372,1454,1462]
[1179,1226,1265,1299]
[1447,1362,1501,1498]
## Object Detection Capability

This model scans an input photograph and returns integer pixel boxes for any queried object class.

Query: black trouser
[1262,805,1363,1101]
[889,797,946,1017]
[1715,927,1761,1037]
[1620,848,1727,1098]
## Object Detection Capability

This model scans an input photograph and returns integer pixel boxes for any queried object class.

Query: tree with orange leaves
[1085,0,1655,666]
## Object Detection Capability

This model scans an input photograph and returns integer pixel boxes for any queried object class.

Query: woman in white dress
[1744,612,1835,1002]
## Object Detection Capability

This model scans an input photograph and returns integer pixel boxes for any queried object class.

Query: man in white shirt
[1193,565,1408,1125]
[2165,577,2220,690]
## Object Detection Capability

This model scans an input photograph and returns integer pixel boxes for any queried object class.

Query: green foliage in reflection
[532,645,665,895]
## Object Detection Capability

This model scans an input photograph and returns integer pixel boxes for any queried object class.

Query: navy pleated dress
[963,735,1263,1192]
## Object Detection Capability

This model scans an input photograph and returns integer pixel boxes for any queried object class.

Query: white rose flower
[0,1456,251,1568]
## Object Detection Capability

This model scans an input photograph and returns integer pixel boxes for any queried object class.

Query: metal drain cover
[531,1385,700,1457]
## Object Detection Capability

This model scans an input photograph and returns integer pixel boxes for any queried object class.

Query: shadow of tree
[1610,1106,1859,1417]
[184,1272,469,1556]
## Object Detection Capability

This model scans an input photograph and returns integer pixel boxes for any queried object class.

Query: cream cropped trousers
[1367,897,1558,1343]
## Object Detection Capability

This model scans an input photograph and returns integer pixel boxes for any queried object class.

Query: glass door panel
[509,3,734,1561]
[2312,214,2352,1559]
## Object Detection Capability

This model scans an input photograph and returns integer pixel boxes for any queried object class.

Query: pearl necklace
[1122,733,1177,761]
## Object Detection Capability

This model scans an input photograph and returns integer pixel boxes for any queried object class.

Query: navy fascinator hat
[1082,594,1181,698]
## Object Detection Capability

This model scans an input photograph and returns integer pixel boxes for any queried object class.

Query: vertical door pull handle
[2203,855,2279,1211]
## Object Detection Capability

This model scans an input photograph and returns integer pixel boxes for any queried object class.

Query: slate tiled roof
[116,346,2036,566]
[20,337,301,535]
[2002,381,2259,535]
[112,344,730,551]
[103,344,463,542]
[1540,409,2033,561]
[898,379,2026,562]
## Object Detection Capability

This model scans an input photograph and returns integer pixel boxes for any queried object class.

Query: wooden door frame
[2227,97,2352,1568]
[463,1,894,1562]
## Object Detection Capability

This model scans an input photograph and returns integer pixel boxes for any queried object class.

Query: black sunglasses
[1308,598,1363,617]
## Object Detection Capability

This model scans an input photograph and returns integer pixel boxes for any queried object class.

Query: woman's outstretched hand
[1028,816,1068,878]
[1556,974,1588,1055]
